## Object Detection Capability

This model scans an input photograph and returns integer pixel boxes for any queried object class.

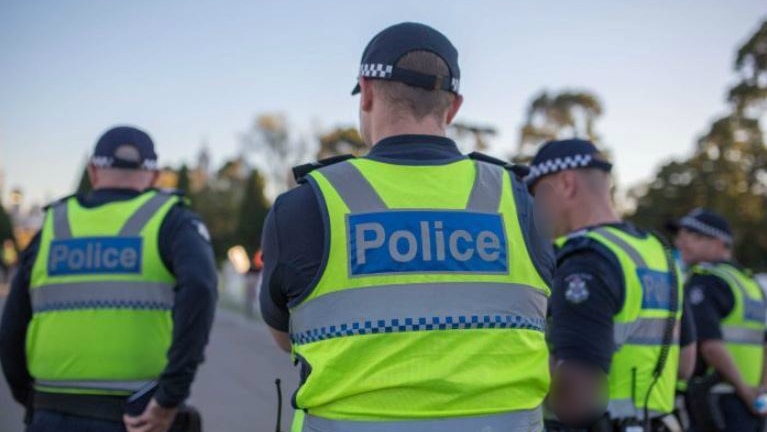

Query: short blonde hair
[373,50,455,120]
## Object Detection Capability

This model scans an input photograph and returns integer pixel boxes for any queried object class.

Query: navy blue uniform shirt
[549,223,697,374]
[260,134,555,332]
[0,188,218,408]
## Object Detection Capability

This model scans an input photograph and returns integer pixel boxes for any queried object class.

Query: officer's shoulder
[468,152,529,179]
[292,154,356,184]
[557,230,616,264]
[42,193,78,211]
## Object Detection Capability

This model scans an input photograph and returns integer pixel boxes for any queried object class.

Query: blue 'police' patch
[744,298,766,323]
[48,237,142,276]
[348,211,508,276]
[637,268,673,310]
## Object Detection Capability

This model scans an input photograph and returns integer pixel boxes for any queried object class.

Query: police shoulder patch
[193,220,211,242]
[689,287,705,305]
[564,273,592,304]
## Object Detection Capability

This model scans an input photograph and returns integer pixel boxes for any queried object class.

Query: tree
[450,122,497,153]
[241,113,312,198]
[190,158,248,261]
[516,90,604,161]
[317,127,366,159]
[177,164,191,194]
[630,114,767,270]
[630,19,767,271]
[0,202,14,244]
[235,169,270,256]
[729,20,767,114]
[76,166,92,195]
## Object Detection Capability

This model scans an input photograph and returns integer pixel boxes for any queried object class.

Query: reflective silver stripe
[319,162,387,212]
[466,161,504,212]
[36,379,152,392]
[290,282,547,345]
[302,406,543,432]
[31,281,175,312]
[607,398,666,420]
[51,202,72,239]
[591,227,647,268]
[120,193,175,236]
[711,383,736,394]
[722,327,764,345]
[615,318,680,346]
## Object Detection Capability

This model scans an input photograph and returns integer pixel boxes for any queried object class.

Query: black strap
[468,151,530,179]
[292,154,356,183]
[642,232,681,432]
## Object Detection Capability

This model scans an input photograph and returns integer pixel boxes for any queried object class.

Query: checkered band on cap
[90,156,158,170]
[525,154,594,184]
[679,216,733,245]
[359,63,394,79]
[451,77,460,93]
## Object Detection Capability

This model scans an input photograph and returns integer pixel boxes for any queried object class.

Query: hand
[737,386,762,416]
[124,398,179,432]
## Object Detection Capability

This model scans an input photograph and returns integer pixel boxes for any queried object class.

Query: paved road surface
[0,295,299,432]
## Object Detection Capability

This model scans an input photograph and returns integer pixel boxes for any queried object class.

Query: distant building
[190,144,211,192]
[7,189,43,250]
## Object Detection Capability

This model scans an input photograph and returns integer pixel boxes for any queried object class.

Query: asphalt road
[0,295,299,432]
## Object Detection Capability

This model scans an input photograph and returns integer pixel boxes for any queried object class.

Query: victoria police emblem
[564,274,590,304]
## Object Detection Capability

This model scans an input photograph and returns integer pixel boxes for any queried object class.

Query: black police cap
[525,139,612,188]
[91,126,158,170]
[351,22,460,96]
[669,208,733,245]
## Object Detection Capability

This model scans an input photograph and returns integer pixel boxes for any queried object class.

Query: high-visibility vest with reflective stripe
[28,190,180,395]
[692,263,766,387]
[290,157,550,429]
[556,226,682,419]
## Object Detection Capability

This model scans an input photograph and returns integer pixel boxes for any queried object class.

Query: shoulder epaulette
[292,154,356,184]
[468,151,530,179]
[43,193,77,211]
[155,188,185,198]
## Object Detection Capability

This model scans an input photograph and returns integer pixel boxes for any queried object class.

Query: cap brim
[351,82,361,95]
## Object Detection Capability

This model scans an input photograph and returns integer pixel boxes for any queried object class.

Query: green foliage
[187,158,270,262]
[516,89,604,162]
[631,19,767,270]
[630,114,767,269]
[0,202,14,244]
[450,122,497,153]
[317,127,366,159]
[76,166,92,195]
[235,169,270,257]
[177,164,191,194]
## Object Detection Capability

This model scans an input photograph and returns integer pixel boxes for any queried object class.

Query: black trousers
[26,410,127,432]
[689,393,764,432]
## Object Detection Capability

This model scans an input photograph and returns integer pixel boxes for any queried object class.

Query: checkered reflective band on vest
[290,157,551,430]
[27,191,179,395]
[693,263,766,387]
[560,227,683,420]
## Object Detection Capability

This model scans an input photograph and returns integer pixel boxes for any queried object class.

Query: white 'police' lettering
[355,220,502,265]
[48,237,142,276]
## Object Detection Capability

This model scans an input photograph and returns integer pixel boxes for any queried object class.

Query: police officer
[0,126,218,432]
[526,139,697,431]
[672,208,766,431]
[260,22,555,432]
